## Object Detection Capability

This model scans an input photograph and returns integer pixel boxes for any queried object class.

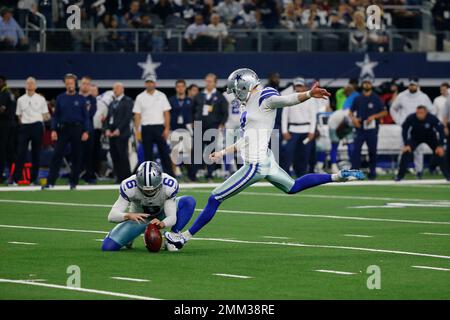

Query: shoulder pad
[119,175,138,201]
[161,173,179,199]
[259,87,280,107]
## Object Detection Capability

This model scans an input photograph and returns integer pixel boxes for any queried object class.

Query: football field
[1,182,450,300]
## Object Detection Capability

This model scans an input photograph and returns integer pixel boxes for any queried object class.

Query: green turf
[1,183,450,300]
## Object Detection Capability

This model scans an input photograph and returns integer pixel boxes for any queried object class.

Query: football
[143,224,162,253]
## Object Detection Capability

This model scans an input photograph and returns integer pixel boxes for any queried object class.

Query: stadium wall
[5,52,450,88]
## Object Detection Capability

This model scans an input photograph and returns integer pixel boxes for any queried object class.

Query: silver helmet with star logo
[136,161,163,197]
[226,68,260,103]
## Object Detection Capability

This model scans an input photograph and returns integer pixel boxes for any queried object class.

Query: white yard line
[315,269,356,275]
[0,278,159,300]
[0,179,447,192]
[262,236,291,240]
[7,241,37,245]
[1,223,450,260]
[351,202,450,209]
[213,273,252,279]
[111,277,150,283]
[192,238,450,260]
[16,279,47,282]
[188,190,450,203]
[2,199,450,226]
[420,232,450,236]
[94,239,105,242]
[0,224,107,234]
[0,199,110,208]
[343,234,373,238]
[411,266,450,272]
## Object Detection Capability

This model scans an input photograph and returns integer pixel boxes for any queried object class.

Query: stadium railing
[18,27,450,53]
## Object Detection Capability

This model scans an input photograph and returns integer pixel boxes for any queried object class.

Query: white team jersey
[237,87,280,163]
[119,173,179,217]
[93,90,114,129]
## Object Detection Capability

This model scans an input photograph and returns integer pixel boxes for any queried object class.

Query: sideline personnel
[44,74,89,190]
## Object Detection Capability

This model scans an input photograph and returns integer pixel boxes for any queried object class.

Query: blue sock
[347,143,354,159]
[331,142,338,164]
[316,151,326,163]
[101,237,122,251]
[188,195,221,236]
[288,173,333,194]
[172,196,196,233]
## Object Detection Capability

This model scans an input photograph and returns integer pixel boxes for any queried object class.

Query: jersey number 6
[163,178,175,187]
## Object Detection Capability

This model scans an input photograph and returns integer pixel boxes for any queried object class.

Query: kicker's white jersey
[119,173,179,217]
[237,87,280,163]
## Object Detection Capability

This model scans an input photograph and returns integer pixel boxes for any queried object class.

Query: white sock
[182,230,192,241]
[331,173,339,182]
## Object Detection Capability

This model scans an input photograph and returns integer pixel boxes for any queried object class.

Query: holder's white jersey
[236,87,280,163]
[119,173,179,217]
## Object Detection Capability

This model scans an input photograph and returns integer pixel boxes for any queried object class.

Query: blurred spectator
[122,0,141,27]
[139,13,164,52]
[391,78,433,178]
[234,1,258,28]
[70,8,94,51]
[79,76,97,184]
[208,14,228,38]
[13,77,49,185]
[93,88,114,178]
[208,13,232,49]
[444,94,450,167]
[151,0,174,24]
[396,106,450,181]
[281,2,301,30]
[379,80,401,124]
[215,0,242,25]
[350,78,387,180]
[191,73,228,180]
[17,0,38,27]
[108,16,127,51]
[390,78,433,125]
[301,3,327,29]
[256,0,280,29]
[199,0,215,24]
[328,10,346,29]
[327,109,354,173]
[168,79,193,177]
[342,79,360,110]
[432,82,449,124]
[432,0,450,51]
[184,14,210,50]
[281,77,317,177]
[173,0,196,22]
[0,7,28,50]
[94,13,111,51]
[133,75,174,176]
[105,82,133,183]
[187,83,200,99]
[349,11,367,52]
[0,75,16,183]
[45,74,90,189]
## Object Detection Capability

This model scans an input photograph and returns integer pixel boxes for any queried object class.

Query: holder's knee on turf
[101,237,122,251]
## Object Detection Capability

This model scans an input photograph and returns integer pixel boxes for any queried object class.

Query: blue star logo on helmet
[234,74,243,82]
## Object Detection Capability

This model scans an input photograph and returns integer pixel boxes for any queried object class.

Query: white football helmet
[136,161,163,197]
[226,68,260,103]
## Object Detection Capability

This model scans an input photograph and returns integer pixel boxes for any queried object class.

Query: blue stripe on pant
[101,196,196,251]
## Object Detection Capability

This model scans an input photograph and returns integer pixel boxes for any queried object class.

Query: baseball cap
[293,77,305,86]
[145,75,156,83]
[408,77,419,85]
